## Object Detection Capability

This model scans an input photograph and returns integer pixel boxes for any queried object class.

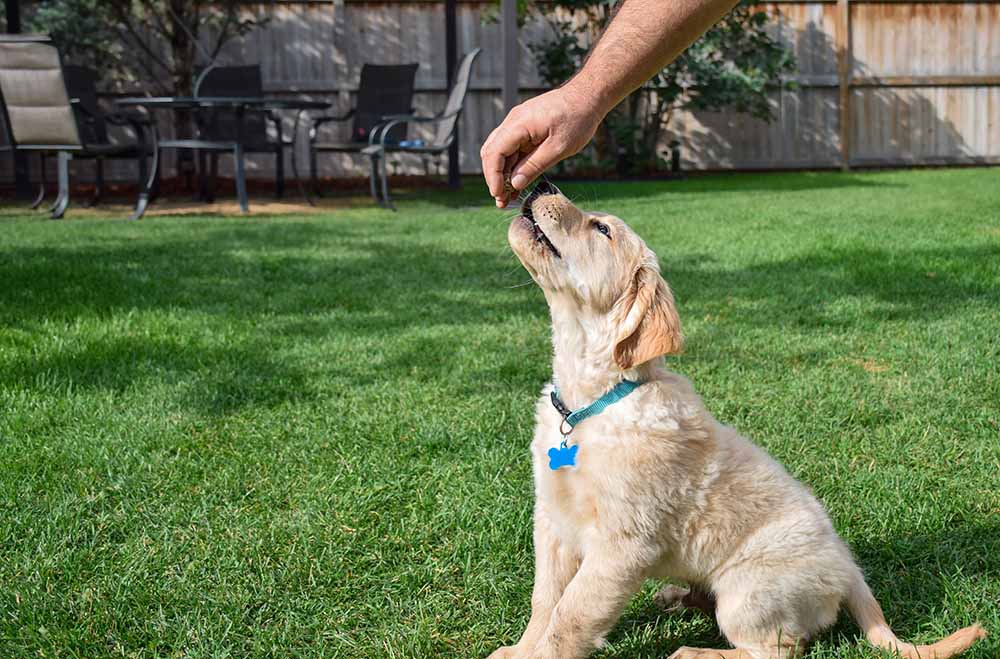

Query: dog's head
[508,182,683,370]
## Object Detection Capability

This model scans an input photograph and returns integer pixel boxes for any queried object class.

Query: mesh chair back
[433,49,481,148]
[0,41,81,147]
[63,66,108,145]
[195,65,268,143]
[352,63,418,143]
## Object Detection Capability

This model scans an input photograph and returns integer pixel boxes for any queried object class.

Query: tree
[30,0,269,177]
[527,0,796,176]
[103,0,268,99]
[30,1,267,95]
[26,0,127,86]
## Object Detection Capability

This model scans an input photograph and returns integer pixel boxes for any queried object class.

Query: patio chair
[0,41,149,218]
[362,49,481,209]
[194,64,290,199]
[63,66,151,207]
[308,63,419,195]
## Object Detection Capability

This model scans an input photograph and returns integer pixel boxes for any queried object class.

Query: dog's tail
[846,572,986,659]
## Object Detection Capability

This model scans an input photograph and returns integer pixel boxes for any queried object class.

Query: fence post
[501,0,519,114]
[837,0,852,171]
[445,0,460,188]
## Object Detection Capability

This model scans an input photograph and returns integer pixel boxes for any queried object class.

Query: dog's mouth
[520,194,561,259]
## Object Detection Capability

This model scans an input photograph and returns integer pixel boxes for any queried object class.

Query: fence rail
[3,0,998,184]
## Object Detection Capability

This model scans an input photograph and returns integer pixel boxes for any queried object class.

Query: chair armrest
[378,113,432,122]
[309,109,355,140]
[105,110,152,127]
[68,98,98,121]
[378,110,461,124]
[368,109,463,146]
[311,110,354,127]
[105,110,151,149]
[264,111,284,143]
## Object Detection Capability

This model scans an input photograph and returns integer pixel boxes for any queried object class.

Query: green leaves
[527,0,796,175]
[29,0,270,94]
[26,0,126,86]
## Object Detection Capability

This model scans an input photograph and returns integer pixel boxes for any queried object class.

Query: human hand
[480,83,605,208]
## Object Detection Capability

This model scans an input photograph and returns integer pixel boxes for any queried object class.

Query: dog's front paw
[486,646,519,659]
[667,647,705,659]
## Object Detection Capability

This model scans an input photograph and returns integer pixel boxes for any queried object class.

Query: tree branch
[108,3,173,80]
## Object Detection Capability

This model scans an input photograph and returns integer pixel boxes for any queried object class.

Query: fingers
[509,138,566,192]
[481,121,534,205]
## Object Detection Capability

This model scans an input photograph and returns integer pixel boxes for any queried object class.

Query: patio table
[115,96,331,219]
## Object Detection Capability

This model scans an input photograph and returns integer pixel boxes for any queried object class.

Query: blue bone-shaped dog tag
[548,441,578,470]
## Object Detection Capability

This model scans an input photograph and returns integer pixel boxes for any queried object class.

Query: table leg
[132,123,161,221]
[290,109,315,206]
[30,152,46,210]
[234,142,248,213]
[51,151,72,219]
[235,105,249,214]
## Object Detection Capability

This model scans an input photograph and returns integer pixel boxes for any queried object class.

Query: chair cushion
[0,43,82,147]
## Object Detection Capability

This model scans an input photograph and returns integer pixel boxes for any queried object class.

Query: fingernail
[511,174,527,189]
[496,198,505,208]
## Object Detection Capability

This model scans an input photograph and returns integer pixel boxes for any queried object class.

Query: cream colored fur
[490,189,986,659]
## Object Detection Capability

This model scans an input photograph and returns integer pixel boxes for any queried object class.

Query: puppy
[490,182,985,659]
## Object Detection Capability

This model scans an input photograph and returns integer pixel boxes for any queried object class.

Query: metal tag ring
[559,418,574,436]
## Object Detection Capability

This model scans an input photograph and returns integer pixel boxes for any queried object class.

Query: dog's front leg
[525,549,644,659]
[489,508,580,659]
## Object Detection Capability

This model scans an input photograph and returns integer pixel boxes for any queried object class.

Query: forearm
[567,0,742,116]
[480,0,742,203]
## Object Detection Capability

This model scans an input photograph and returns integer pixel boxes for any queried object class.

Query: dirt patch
[851,358,891,373]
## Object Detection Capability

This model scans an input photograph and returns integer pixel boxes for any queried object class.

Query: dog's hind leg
[654,584,716,616]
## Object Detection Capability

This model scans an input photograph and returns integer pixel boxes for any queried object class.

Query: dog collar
[548,380,641,470]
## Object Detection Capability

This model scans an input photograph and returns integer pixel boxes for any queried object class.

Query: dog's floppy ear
[612,263,683,369]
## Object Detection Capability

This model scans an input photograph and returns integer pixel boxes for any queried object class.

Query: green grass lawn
[1,169,998,658]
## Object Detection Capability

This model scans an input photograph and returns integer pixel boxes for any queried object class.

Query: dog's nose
[521,180,562,217]
[532,180,561,197]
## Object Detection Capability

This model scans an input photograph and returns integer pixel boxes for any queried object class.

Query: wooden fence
[4,0,999,183]
[676,0,1000,170]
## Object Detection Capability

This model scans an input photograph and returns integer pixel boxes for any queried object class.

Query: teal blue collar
[551,380,642,435]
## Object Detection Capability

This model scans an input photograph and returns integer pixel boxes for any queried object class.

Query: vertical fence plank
[502,0,519,114]
[4,0,999,186]
[837,0,852,169]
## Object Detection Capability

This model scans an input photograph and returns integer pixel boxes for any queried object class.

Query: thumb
[509,138,567,191]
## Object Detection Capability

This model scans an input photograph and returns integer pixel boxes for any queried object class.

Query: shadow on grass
[665,244,999,327]
[359,170,903,210]
[0,222,535,331]
[0,221,538,414]
[553,171,903,204]
[3,227,993,329]
[2,220,996,414]
[1,331,318,417]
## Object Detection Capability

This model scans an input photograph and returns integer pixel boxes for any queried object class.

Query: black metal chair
[0,42,149,218]
[63,66,151,207]
[308,63,418,195]
[362,49,481,209]
[194,64,290,199]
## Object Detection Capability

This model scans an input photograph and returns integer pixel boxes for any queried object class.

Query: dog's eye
[592,221,611,239]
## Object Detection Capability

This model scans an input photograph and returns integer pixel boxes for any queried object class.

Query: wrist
[562,73,617,121]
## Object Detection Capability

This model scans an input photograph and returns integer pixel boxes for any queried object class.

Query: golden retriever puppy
[490,182,985,659]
